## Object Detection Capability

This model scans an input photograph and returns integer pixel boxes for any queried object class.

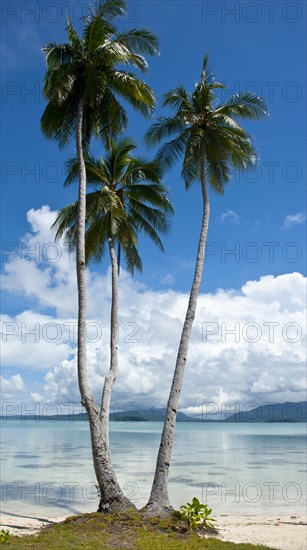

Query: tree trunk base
[141,502,174,518]
[98,495,137,514]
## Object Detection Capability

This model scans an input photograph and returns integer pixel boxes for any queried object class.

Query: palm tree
[40,0,158,512]
[53,138,173,511]
[144,54,268,515]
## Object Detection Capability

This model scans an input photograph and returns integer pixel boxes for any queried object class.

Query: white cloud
[218,210,240,224]
[0,311,74,370]
[281,212,307,230]
[1,374,25,398]
[1,206,306,411]
[30,392,44,402]
[159,273,175,286]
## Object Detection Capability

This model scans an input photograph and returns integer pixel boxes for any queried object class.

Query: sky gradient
[1,0,306,412]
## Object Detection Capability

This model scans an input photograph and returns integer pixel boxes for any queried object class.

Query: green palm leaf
[41,0,158,148]
[146,53,268,194]
[54,138,172,272]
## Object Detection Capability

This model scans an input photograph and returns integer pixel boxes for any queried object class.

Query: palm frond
[163,86,192,112]
[52,201,79,241]
[145,117,185,148]
[41,98,76,148]
[66,17,81,49]
[182,129,202,188]
[54,138,171,270]
[123,158,162,184]
[42,43,74,68]
[95,89,129,144]
[117,28,158,56]
[121,240,142,274]
[94,0,126,20]
[148,54,267,199]
[42,0,158,152]
[125,184,173,214]
[64,154,109,186]
[156,131,189,170]
[128,199,171,235]
[215,92,268,120]
[107,69,155,116]
[128,208,165,251]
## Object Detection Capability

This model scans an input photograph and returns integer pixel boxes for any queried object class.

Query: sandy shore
[0,512,67,537]
[1,512,306,549]
[213,514,306,549]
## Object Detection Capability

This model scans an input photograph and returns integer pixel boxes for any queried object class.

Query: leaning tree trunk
[97,236,136,512]
[75,100,133,513]
[145,140,210,515]
[75,96,95,413]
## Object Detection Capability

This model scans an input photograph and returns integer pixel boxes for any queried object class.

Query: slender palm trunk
[76,96,94,409]
[100,237,120,448]
[145,141,210,515]
[75,100,133,513]
[117,243,121,275]
[97,236,135,512]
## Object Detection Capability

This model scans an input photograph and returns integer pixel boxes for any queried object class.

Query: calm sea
[1,421,306,518]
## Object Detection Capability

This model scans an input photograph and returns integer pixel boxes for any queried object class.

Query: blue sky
[2,0,306,292]
[1,1,306,409]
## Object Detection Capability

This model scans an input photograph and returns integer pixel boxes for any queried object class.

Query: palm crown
[53,138,173,273]
[41,0,158,148]
[145,54,268,192]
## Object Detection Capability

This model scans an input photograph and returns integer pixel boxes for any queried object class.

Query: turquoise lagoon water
[1,421,306,518]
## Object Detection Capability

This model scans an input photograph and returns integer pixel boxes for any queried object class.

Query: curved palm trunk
[145,141,210,515]
[117,243,121,275]
[76,96,94,410]
[75,100,133,513]
[97,236,136,512]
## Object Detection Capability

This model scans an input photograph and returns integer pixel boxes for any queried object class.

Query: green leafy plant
[180,497,216,531]
[0,529,11,544]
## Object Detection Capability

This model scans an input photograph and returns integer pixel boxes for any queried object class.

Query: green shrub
[0,529,11,544]
[180,497,216,531]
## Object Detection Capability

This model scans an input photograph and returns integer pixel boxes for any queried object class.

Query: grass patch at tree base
[3,510,277,549]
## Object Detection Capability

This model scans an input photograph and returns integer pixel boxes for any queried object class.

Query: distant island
[224,401,307,423]
[0,407,196,423]
[1,402,306,422]
[110,407,196,422]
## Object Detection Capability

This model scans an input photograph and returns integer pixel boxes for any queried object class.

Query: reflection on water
[1,421,306,516]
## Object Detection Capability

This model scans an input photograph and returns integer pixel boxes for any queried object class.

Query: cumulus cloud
[281,212,307,230]
[1,206,306,412]
[218,210,240,224]
[1,374,25,398]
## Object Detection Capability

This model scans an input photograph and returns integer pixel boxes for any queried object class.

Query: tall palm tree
[40,0,158,512]
[53,138,173,511]
[144,54,268,514]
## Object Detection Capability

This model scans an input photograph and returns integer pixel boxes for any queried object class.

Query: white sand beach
[1,512,306,549]
[0,512,67,537]
[214,514,306,549]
